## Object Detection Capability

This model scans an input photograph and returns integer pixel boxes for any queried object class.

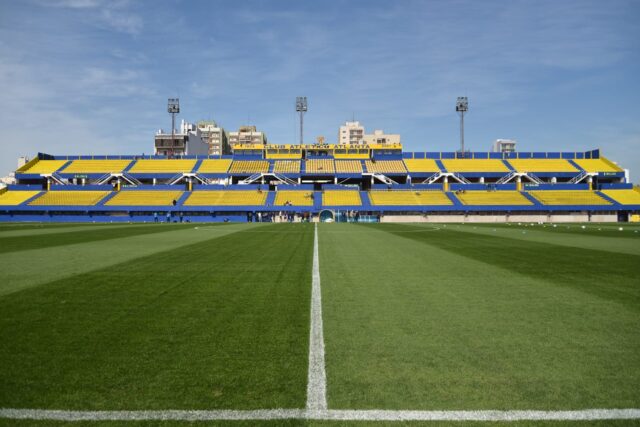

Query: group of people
[345,210,361,222]
[153,211,186,223]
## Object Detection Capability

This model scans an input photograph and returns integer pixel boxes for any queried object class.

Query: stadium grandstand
[1,144,638,222]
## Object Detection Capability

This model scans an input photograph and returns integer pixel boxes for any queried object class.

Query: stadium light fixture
[167,98,180,158]
[456,96,468,155]
[296,96,307,145]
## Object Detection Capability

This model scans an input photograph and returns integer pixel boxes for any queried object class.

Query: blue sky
[1,0,639,179]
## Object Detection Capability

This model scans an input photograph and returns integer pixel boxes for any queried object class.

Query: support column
[516,176,522,192]
[443,176,449,192]
[588,175,593,190]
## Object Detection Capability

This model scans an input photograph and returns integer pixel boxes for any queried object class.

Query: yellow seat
[600,189,640,205]
[273,161,301,174]
[403,159,440,173]
[323,191,361,206]
[365,160,406,174]
[129,160,196,173]
[368,190,452,206]
[29,191,110,206]
[306,159,335,174]
[507,159,577,173]
[19,160,68,174]
[274,191,314,206]
[197,159,232,173]
[0,191,41,205]
[442,159,508,172]
[335,161,363,173]
[574,158,623,173]
[455,191,532,205]
[106,191,183,206]
[228,160,269,174]
[60,160,132,174]
[184,191,267,206]
[529,191,610,205]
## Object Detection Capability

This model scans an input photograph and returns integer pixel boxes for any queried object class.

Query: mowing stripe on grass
[0,224,247,297]
[1,408,639,421]
[306,223,328,410]
[0,224,194,255]
[0,223,148,238]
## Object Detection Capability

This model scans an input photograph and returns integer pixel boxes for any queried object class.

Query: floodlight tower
[295,96,307,145]
[167,98,180,158]
[455,96,468,154]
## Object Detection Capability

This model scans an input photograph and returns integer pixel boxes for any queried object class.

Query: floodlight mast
[455,97,468,155]
[295,97,307,145]
[167,98,180,158]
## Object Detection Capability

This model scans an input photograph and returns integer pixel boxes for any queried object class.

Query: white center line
[306,222,328,410]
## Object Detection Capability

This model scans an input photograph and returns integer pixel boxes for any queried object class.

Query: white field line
[195,228,441,234]
[2,408,640,422]
[306,223,328,410]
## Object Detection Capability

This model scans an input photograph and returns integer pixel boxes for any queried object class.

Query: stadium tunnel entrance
[319,209,335,222]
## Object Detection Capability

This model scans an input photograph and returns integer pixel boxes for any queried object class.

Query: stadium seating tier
[365,160,407,174]
[61,160,132,174]
[197,159,232,174]
[274,191,314,206]
[369,190,452,206]
[105,191,183,206]
[442,159,509,173]
[29,191,110,206]
[128,160,197,174]
[600,189,640,205]
[529,190,610,205]
[273,161,301,174]
[229,160,269,174]
[0,191,42,205]
[454,191,533,205]
[19,160,68,174]
[306,159,335,174]
[335,160,363,174]
[402,159,440,173]
[574,158,623,173]
[507,159,577,173]
[184,191,267,206]
[322,191,362,206]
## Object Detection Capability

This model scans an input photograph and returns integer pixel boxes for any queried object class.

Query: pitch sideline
[2,408,640,422]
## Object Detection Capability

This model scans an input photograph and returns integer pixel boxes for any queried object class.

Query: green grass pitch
[0,221,639,426]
